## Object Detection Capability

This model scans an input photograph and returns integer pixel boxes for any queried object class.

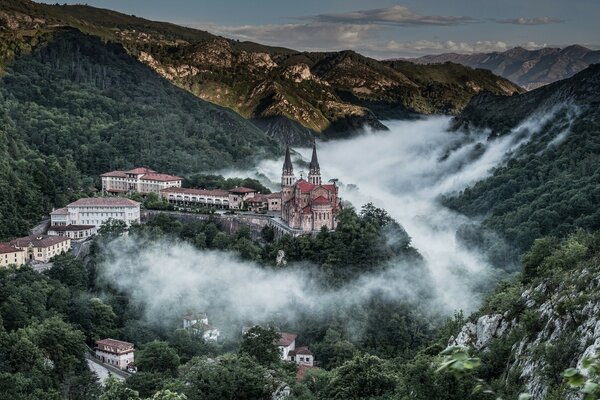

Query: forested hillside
[0,27,279,240]
[445,65,600,251]
[0,0,522,141]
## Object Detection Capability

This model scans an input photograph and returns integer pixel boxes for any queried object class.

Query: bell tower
[307,142,322,185]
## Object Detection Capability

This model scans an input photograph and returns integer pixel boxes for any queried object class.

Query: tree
[239,325,282,366]
[100,377,141,400]
[137,341,180,376]
[46,254,88,290]
[180,355,274,400]
[324,354,397,399]
[98,218,128,238]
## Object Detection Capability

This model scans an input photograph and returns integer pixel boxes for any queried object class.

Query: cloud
[306,5,475,26]
[496,16,564,25]
[191,22,378,52]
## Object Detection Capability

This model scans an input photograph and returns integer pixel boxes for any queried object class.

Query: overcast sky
[40,0,599,58]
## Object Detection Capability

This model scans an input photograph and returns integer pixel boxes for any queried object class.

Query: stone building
[0,243,25,267]
[161,188,231,209]
[9,235,71,263]
[47,224,96,240]
[101,167,181,194]
[95,338,135,370]
[281,144,340,232]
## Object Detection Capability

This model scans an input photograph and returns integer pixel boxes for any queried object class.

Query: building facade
[47,225,97,240]
[9,235,71,262]
[51,198,141,229]
[101,167,182,194]
[161,188,231,209]
[0,243,25,267]
[281,144,340,232]
[95,338,135,370]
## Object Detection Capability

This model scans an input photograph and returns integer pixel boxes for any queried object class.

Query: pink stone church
[281,144,341,232]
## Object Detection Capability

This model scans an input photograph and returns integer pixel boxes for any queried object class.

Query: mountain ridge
[409,45,600,90]
[0,0,523,142]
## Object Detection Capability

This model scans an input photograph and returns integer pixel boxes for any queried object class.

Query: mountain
[411,45,600,90]
[0,0,522,142]
[445,64,600,251]
[0,27,279,240]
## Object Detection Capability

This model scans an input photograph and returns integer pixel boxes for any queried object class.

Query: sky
[40,1,599,58]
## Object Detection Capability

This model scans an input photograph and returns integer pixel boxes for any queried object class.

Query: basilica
[281,144,341,232]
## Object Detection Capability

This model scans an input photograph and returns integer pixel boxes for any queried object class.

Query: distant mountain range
[410,45,600,90]
[0,0,522,142]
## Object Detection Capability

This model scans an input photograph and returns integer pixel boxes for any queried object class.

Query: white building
[0,243,25,267]
[161,188,231,209]
[277,332,298,361]
[95,338,135,370]
[47,224,96,240]
[101,167,182,194]
[183,313,220,342]
[51,198,141,229]
[288,346,314,366]
[9,235,71,263]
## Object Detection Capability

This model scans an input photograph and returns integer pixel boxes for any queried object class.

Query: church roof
[312,196,331,205]
[302,206,313,214]
[283,146,293,172]
[309,143,320,171]
[296,179,316,193]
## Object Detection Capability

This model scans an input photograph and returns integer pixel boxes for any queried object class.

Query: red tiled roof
[68,198,140,207]
[161,187,229,197]
[140,173,182,182]
[247,194,268,203]
[294,346,313,355]
[267,192,282,199]
[322,184,336,192]
[48,225,95,232]
[312,196,330,205]
[126,167,156,175]
[50,207,68,215]
[296,179,316,193]
[229,187,257,194]
[10,235,70,249]
[96,338,134,352]
[0,243,23,254]
[276,332,297,347]
[302,206,312,214]
[100,170,127,178]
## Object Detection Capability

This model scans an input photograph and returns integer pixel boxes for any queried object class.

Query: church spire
[283,146,293,173]
[308,141,322,185]
[309,142,320,171]
[281,146,295,188]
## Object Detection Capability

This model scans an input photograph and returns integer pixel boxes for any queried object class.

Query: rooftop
[96,338,134,351]
[183,312,207,321]
[126,167,156,175]
[229,187,257,194]
[276,332,297,347]
[141,173,182,182]
[68,197,140,207]
[10,235,70,248]
[50,207,69,215]
[312,196,331,205]
[48,225,95,232]
[0,243,23,254]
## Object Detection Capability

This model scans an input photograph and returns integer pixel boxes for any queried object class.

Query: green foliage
[239,325,282,367]
[184,174,271,194]
[563,354,600,400]
[137,341,180,376]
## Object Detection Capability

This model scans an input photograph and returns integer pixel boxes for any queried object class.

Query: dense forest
[0,28,280,240]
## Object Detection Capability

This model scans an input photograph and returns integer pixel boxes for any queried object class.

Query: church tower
[308,142,322,185]
[281,146,295,188]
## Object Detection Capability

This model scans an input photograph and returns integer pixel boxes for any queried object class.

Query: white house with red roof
[95,338,135,370]
[281,144,340,232]
[50,198,140,229]
[182,312,220,342]
[101,167,182,195]
[276,332,315,366]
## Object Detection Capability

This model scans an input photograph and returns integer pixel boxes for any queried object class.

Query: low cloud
[306,5,475,27]
[496,17,564,25]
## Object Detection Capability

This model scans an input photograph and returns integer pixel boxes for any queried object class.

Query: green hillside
[0,27,279,240]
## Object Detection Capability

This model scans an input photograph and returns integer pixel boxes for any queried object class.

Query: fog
[100,110,571,332]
